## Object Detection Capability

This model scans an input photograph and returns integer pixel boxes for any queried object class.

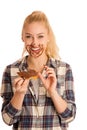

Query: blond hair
[22,11,60,60]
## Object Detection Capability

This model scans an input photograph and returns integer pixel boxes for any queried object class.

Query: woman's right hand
[13,77,29,94]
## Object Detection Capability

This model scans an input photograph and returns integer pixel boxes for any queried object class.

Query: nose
[31,37,38,45]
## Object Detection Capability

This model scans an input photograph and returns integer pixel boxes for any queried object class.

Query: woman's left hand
[38,66,57,93]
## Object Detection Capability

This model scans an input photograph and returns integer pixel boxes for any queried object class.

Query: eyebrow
[25,32,45,35]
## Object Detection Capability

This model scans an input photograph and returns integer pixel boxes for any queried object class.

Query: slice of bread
[17,69,38,79]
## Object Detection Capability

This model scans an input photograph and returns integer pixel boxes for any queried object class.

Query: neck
[27,54,48,72]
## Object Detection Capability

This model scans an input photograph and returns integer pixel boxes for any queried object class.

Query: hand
[13,77,29,94]
[38,66,57,93]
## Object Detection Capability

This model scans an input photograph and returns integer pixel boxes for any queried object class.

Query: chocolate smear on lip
[27,45,44,57]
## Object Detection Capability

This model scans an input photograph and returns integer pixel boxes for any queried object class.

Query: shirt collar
[19,55,28,71]
[47,58,60,68]
[19,56,60,71]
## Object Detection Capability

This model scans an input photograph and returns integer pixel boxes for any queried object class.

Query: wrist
[48,89,58,97]
[14,91,26,97]
[11,91,25,110]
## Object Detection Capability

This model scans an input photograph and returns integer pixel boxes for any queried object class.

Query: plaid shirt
[1,56,76,130]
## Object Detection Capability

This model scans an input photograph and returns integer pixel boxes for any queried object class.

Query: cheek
[42,41,48,49]
[43,45,47,51]
[23,36,31,45]
[24,40,31,45]
[39,43,47,52]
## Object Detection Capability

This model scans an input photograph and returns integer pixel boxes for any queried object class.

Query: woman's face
[22,22,49,58]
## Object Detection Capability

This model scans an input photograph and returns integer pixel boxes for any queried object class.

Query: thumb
[38,72,46,84]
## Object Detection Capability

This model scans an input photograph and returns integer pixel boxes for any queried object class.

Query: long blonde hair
[22,11,60,60]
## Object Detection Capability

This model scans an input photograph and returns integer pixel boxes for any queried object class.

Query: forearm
[49,90,67,113]
[10,91,25,110]
[1,92,24,125]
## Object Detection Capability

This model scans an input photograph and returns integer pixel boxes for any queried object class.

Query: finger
[44,66,54,72]
[14,78,24,88]
[14,77,23,83]
[38,72,46,84]
[46,69,55,77]
[22,79,29,87]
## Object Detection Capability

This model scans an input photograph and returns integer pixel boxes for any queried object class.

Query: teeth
[31,48,39,51]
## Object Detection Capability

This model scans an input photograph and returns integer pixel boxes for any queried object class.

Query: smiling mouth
[27,45,44,57]
[31,47,41,53]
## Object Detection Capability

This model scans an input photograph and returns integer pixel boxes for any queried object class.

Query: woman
[1,11,76,130]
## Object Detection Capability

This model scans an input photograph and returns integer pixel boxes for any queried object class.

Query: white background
[0,0,87,129]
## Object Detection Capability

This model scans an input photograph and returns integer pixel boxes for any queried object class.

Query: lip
[31,47,42,54]
[31,48,43,57]
[31,47,40,53]
[26,45,44,57]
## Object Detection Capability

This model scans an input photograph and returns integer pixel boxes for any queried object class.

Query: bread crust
[17,69,38,79]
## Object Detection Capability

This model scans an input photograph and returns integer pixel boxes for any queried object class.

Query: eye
[38,35,44,38]
[26,35,32,38]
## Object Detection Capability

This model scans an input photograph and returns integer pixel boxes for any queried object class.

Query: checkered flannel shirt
[1,56,76,130]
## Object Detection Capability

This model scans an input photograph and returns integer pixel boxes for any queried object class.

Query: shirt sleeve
[1,65,22,125]
[58,64,76,124]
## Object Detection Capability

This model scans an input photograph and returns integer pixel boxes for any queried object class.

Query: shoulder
[6,58,23,69]
[49,58,71,69]
[49,58,73,76]
[4,56,27,72]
